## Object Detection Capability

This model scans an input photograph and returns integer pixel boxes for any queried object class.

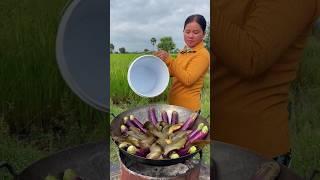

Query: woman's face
[183,21,205,48]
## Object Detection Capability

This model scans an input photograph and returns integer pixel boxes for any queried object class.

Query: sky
[110,0,210,52]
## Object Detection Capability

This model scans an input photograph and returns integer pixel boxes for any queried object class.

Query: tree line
[109,36,176,54]
[110,25,210,54]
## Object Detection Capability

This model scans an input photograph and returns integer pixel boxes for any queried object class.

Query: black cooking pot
[110,104,210,166]
[0,141,110,180]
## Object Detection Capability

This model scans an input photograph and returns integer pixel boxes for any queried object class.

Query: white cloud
[110,0,210,52]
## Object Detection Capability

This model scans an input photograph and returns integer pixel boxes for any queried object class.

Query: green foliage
[288,36,320,178]
[119,47,126,54]
[157,37,176,53]
[150,37,157,51]
[204,24,210,51]
[0,130,47,179]
[110,43,115,53]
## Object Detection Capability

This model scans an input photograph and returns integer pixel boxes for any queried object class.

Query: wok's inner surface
[110,104,210,165]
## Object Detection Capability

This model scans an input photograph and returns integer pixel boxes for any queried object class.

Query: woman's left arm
[154,50,175,76]
[166,51,210,86]
[212,0,318,78]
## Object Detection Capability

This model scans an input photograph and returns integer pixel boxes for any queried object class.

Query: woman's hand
[153,50,169,62]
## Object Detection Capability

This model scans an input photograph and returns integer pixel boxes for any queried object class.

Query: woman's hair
[184,14,207,33]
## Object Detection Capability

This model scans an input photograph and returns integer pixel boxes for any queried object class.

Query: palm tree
[150,37,156,51]
[110,43,114,53]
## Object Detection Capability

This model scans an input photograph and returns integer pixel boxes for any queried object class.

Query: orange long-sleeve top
[164,42,210,111]
[212,0,319,158]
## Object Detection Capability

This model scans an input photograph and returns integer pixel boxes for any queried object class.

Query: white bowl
[127,55,169,98]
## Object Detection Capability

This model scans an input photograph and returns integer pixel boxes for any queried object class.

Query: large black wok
[0,141,110,180]
[110,104,211,166]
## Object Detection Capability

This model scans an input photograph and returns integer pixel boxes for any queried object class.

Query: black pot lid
[56,0,109,112]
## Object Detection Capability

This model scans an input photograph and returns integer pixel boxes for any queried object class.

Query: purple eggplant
[188,145,197,154]
[177,145,197,156]
[159,121,169,132]
[118,141,132,149]
[164,135,187,155]
[169,152,180,159]
[171,111,179,124]
[161,123,171,134]
[187,126,208,146]
[127,145,149,157]
[112,135,127,144]
[181,112,199,131]
[150,127,166,139]
[187,140,210,149]
[186,130,193,135]
[127,129,147,140]
[161,110,169,123]
[170,131,188,142]
[165,138,172,145]
[188,123,204,139]
[120,125,128,134]
[127,136,141,147]
[155,121,163,131]
[146,151,162,159]
[123,116,135,128]
[148,107,158,125]
[146,143,162,159]
[177,147,188,156]
[129,115,147,133]
[136,148,150,157]
[127,145,138,154]
[168,124,182,134]
[139,136,156,149]
[143,121,155,130]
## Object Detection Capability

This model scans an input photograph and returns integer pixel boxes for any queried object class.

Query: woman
[212,0,319,165]
[154,14,210,112]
